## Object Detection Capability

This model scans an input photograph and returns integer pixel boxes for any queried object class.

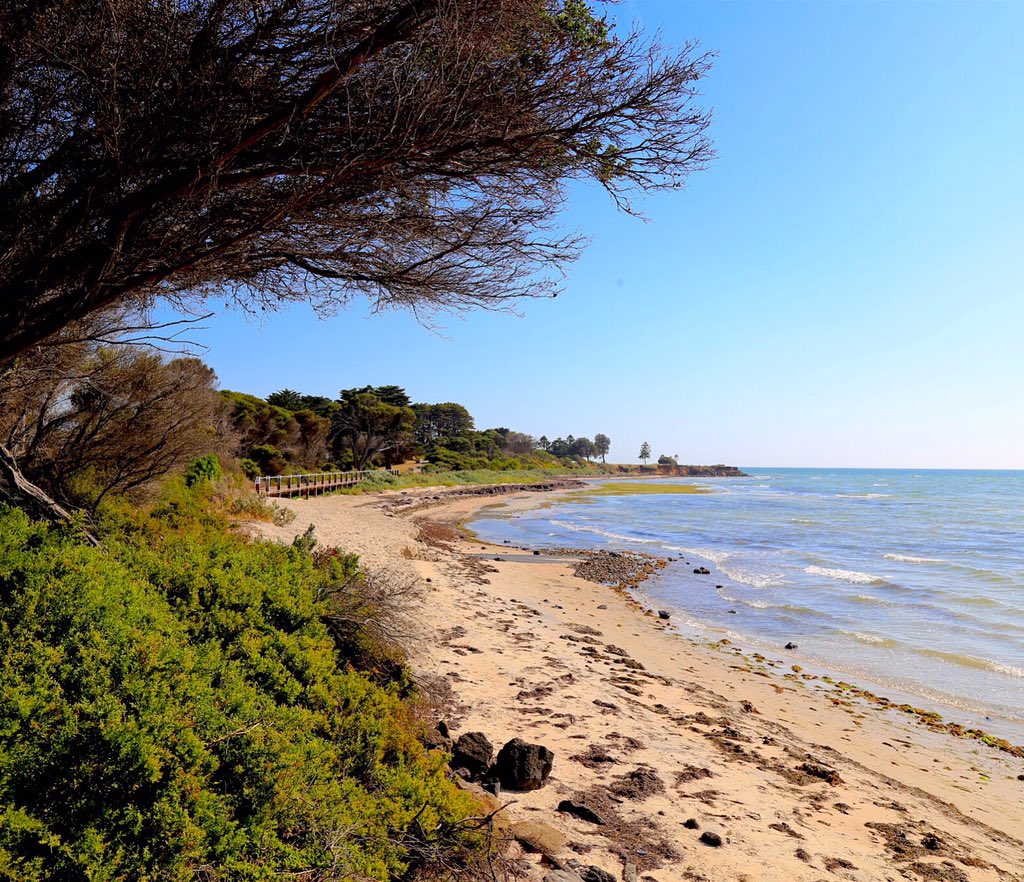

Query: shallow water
[469,469,1024,737]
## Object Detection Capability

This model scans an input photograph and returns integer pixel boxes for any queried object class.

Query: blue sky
[172,1,1024,469]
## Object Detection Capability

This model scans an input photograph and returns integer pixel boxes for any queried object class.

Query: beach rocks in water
[557,799,605,825]
[559,549,666,588]
[657,609,671,620]
[494,738,554,790]
[693,566,711,575]
[785,642,799,650]
[452,732,493,778]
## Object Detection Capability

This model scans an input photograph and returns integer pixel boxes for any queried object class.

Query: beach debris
[693,566,711,575]
[799,762,844,785]
[657,609,671,620]
[610,766,666,801]
[579,867,616,882]
[494,738,554,790]
[699,831,723,847]
[452,731,493,778]
[557,799,606,825]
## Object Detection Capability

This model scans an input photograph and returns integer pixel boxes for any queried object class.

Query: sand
[254,486,1024,882]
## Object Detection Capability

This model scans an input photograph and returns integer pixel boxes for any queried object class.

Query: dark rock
[657,609,671,620]
[785,642,798,650]
[597,604,608,609]
[683,818,700,829]
[494,738,554,790]
[533,550,541,555]
[699,831,722,847]
[922,833,942,851]
[557,799,605,825]
[579,867,616,882]
[728,609,737,614]
[453,731,493,778]
[693,566,711,575]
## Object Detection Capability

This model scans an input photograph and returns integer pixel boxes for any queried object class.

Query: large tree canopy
[0,0,713,365]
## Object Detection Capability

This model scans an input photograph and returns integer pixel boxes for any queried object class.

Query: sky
[166,1,1024,469]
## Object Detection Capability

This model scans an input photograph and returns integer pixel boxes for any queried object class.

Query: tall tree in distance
[639,441,652,465]
[266,389,305,411]
[332,391,415,470]
[594,433,611,463]
[0,0,714,368]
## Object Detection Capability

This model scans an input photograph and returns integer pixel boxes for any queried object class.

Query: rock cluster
[442,729,554,793]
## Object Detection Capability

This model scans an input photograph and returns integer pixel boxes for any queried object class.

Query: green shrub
[239,457,261,479]
[183,453,224,487]
[249,444,288,476]
[0,506,480,881]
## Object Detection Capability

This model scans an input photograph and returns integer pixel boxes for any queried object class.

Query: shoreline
[254,484,1024,881]
[466,482,1024,746]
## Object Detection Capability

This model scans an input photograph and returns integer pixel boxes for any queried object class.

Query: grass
[332,466,602,494]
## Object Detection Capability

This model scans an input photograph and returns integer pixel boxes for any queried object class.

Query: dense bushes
[0,505,480,881]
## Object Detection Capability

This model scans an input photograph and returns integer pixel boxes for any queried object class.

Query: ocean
[468,468,1024,738]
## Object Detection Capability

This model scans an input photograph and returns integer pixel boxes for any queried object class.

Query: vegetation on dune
[0,496,484,881]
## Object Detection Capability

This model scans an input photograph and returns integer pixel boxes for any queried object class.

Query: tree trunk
[0,443,99,544]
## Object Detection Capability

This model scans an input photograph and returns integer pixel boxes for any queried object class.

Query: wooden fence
[254,469,401,498]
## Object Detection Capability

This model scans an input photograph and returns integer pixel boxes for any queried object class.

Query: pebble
[683,818,700,829]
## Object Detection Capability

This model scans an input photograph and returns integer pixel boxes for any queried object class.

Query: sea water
[468,469,1024,737]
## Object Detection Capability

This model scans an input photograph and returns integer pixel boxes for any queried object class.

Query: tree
[594,433,611,463]
[0,345,222,510]
[332,392,415,470]
[658,454,678,465]
[639,441,652,464]
[267,389,305,411]
[412,402,474,446]
[571,436,596,461]
[0,1,713,369]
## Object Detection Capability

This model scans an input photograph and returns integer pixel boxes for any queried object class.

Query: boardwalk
[254,469,400,498]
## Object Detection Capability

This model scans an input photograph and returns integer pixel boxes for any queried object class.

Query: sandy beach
[255,486,1024,882]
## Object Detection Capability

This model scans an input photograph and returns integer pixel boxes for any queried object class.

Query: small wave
[842,630,900,648]
[834,493,892,499]
[916,648,1024,679]
[806,565,883,585]
[548,520,660,545]
[853,593,894,606]
[883,553,946,564]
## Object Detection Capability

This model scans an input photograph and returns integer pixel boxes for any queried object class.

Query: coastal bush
[183,453,224,487]
[0,505,481,880]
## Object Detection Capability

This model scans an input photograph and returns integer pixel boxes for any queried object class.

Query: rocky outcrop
[494,738,554,791]
[452,731,493,778]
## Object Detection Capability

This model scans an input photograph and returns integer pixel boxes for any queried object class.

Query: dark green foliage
[265,388,304,410]
[183,453,223,487]
[0,506,479,881]
[249,444,288,477]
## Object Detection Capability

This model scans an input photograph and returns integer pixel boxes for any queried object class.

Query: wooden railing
[254,469,401,498]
